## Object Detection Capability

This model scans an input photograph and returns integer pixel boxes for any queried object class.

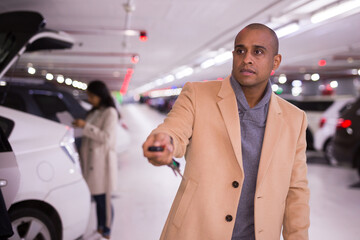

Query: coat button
[225,215,233,222]
[232,181,239,188]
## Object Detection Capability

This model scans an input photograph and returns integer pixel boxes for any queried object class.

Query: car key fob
[147,146,184,179]
[148,146,164,152]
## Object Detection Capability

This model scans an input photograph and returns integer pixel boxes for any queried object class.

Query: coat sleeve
[282,111,310,240]
[83,107,118,146]
[151,82,196,158]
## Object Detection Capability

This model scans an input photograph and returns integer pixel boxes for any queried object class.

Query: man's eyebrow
[234,44,267,51]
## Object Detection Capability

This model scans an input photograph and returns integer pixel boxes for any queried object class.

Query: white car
[314,97,354,164]
[0,106,91,240]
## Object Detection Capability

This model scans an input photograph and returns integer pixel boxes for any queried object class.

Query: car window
[0,32,16,65]
[0,91,26,112]
[0,117,14,152]
[339,103,353,115]
[32,94,69,122]
[287,100,333,111]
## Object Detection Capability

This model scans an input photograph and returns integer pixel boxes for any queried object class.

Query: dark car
[332,97,360,175]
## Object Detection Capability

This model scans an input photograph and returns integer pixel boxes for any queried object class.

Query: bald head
[235,23,279,55]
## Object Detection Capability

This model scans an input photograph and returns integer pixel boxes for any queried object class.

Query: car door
[0,116,20,209]
[0,11,74,79]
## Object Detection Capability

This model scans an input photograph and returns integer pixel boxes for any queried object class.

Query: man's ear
[273,54,282,70]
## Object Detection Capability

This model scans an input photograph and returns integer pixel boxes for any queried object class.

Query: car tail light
[60,126,81,170]
[336,118,352,129]
[319,117,326,128]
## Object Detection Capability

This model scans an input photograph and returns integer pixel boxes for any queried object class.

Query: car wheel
[9,207,59,240]
[324,139,338,166]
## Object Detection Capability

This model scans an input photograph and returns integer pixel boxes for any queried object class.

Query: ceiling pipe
[122,0,136,49]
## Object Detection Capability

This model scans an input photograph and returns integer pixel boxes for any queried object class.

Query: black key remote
[148,146,164,152]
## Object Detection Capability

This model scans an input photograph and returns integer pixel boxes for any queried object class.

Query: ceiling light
[311,73,320,81]
[65,78,72,85]
[81,83,88,90]
[272,84,279,92]
[278,74,287,84]
[200,58,215,69]
[72,80,79,88]
[46,73,54,81]
[292,80,302,87]
[311,0,360,24]
[163,75,175,83]
[57,75,65,83]
[275,22,299,38]
[155,78,164,86]
[292,86,302,96]
[175,67,194,79]
[330,80,338,88]
[123,29,138,36]
[304,74,311,80]
[290,0,338,14]
[28,67,36,74]
[0,81,6,86]
[214,51,232,64]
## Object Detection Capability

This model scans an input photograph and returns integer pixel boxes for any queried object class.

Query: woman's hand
[72,119,86,128]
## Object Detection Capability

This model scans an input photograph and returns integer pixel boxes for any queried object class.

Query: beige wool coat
[80,107,118,226]
[152,76,310,240]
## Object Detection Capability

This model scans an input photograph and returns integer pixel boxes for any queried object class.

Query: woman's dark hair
[87,80,121,118]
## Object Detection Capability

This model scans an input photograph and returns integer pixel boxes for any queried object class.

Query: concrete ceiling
[1,0,360,95]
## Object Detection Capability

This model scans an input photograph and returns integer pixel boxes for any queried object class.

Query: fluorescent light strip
[175,67,194,79]
[214,51,232,64]
[311,0,360,24]
[275,22,299,38]
[200,58,215,69]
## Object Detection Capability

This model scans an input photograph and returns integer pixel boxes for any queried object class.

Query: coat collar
[217,76,244,172]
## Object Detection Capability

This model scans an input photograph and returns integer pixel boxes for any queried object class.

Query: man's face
[232,28,281,89]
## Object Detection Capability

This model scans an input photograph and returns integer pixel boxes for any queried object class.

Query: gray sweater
[230,76,272,240]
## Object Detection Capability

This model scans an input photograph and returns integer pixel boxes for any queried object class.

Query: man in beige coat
[143,23,310,240]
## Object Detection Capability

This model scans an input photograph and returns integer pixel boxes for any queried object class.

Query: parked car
[0,125,20,210]
[0,11,74,79]
[332,96,360,175]
[0,78,131,153]
[0,106,91,240]
[314,97,354,165]
[0,10,130,153]
[0,10,91,240]
[0,78,87,147]
[282,95,335,150]
[0,127,20,239]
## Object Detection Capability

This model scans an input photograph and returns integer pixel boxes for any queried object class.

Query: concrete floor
[82,103,360,240]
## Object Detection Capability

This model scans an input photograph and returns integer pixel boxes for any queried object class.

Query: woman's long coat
[80,107,118,195]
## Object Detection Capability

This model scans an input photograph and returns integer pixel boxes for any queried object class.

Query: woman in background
[73,80,119,239]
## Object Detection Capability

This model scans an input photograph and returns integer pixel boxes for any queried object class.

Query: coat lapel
[217,76,244,171]
[256,93,284,190]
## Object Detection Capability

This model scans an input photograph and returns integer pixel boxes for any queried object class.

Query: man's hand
[142,133,174,166]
